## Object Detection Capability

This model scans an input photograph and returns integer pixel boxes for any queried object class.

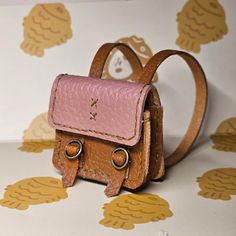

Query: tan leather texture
[52,109,163,196]
[49,42,207,197]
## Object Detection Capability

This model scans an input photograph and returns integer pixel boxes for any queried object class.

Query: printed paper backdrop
[0,0,235,142]
[0,1,235,236]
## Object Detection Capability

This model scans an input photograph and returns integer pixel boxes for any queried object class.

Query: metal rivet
[64,140,83,160]
[111,147,130,170]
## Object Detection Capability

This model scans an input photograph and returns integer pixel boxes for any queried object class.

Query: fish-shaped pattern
[103,35,158,82]
[176,0,228,53]
[99,193,173,230]
[0,177,68,210]
[197,168,236,200]
[210,117,236,152]
[20,3,72,57]
[18,112,55,153]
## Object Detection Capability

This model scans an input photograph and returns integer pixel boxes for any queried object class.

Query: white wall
[0,0,235,141]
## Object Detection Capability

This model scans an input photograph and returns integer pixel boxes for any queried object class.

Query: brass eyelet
[111,147,130,170]
[64,140,83,160]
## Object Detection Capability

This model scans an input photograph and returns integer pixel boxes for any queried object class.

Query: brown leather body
[52,86,165,194]
[49,42,208,197]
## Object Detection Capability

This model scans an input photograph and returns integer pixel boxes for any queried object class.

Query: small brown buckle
[64,140,83,160]
[111,147,130,170]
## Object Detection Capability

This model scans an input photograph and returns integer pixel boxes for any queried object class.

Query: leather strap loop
[89,45,207,168]
[139,50,208,168]
[89,42,143,79]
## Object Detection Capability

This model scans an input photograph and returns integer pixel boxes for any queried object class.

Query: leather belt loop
[139,50,208,167]
[89,42,143,79]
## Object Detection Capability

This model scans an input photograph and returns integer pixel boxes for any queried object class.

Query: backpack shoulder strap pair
[89,42,208,169]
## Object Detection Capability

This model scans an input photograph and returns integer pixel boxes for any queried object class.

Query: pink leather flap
[48,74,151,146]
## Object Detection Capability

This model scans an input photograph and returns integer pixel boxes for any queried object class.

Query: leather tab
[104,168,127,197]
[60,136,85,187]
[61,158,79,187]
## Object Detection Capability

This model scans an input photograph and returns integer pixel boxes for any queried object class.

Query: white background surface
[0,140,235,236]
[0,1,235,235]
[0,0,235,141]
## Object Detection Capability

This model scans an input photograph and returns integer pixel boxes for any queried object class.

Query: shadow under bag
[48,43,208,197]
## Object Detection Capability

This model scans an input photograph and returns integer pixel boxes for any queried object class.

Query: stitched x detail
[90,112,97,120]
[91,98,98,108]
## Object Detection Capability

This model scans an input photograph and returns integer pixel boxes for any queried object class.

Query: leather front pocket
[52,110,151,190]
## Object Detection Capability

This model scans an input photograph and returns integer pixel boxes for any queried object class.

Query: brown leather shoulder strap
[139,50,208,168]
[89,42,143,78]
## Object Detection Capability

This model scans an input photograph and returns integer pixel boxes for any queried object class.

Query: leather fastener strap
[61,139,84,187]
[104,147,130,197]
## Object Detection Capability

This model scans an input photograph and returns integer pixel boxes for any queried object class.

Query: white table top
[0,138,235,236]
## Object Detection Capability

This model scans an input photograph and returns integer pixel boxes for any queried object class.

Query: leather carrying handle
[89,42,143,78]
[139,50,208,168]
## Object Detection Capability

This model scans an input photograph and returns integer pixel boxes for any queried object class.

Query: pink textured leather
[48,74,151,146]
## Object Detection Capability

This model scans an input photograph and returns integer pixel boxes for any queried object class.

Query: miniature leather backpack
[48,43,207,197]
